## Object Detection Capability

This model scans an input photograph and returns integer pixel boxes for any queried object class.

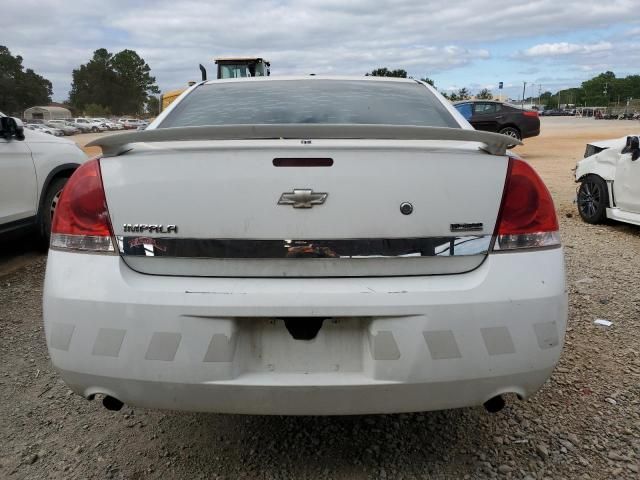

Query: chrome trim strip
[116,235,492,259]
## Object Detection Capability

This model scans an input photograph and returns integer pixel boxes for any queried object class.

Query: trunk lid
[100,139,508,277]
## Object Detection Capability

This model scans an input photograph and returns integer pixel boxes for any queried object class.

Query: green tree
[84,103,111,117]
[456,88,470,100]
[420,77,435,87]
[0,46,52,116]
[145,95,160,116]
[366,67,407,78]
[476,88,493,100]
[69,48,159,116]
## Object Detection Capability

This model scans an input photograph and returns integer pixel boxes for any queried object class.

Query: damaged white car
[576,136,640,226]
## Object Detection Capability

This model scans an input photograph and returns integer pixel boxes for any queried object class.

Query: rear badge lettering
[450,223,483,232]
[128,237,167,252]
[123,224,178,234]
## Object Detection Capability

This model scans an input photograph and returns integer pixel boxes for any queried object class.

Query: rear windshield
[159,80,459,128]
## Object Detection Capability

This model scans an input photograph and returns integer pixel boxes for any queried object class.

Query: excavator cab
[215,58,270,79]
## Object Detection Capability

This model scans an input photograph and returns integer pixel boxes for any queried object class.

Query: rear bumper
[43,248,567,415]
[522,126,540,139]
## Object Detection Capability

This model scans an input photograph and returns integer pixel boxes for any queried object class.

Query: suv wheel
[577,175,608,224]
[40,177,68,244]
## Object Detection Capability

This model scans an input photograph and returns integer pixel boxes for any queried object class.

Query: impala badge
[278,189,328,208]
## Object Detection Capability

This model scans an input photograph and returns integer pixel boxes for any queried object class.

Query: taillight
[493,158,560,251]
[523,110,539,117]
[50,158,115,253]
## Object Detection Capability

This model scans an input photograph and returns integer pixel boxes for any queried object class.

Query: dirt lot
[1,118,639,479]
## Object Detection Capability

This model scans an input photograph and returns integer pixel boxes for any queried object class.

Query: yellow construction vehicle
[160,58,270,111]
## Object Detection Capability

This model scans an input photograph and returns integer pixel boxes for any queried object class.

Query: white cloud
[520,41,612,57]
[1,0,639,99]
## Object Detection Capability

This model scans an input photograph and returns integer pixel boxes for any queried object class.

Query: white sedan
[576,135,640,226]
[43,77,567,415]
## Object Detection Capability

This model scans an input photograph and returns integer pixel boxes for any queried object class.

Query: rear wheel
[498,126,521,148]
[577,175,608,224]
[39,177,68,244]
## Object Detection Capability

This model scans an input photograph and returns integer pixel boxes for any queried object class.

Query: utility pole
[538,84,542,108]
[522,81,527,109]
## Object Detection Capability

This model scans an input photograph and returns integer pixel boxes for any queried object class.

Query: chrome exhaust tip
[102,395,124,411]
[483,395,505,413]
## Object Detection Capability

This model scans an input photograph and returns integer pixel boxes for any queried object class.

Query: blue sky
[2,0,638,102]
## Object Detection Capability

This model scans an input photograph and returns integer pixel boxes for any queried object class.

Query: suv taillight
[493,157,560,251]
[50,158,115,253]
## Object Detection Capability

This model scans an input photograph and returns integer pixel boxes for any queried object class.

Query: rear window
[160,80,459,128]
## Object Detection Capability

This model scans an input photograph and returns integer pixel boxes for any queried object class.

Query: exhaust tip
[102,395,124,411]
[483,395,505,413]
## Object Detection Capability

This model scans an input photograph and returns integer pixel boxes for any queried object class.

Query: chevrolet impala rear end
[43,77,567,415]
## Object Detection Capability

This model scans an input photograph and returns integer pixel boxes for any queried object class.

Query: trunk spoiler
[87,124,521,156]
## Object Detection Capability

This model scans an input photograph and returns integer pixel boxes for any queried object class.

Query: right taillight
[493,157,560,251]
[50,158,115,253]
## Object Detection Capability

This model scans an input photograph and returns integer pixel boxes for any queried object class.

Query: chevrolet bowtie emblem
[278,189,328,208]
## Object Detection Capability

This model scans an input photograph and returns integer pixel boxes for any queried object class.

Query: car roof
[203,75,421,86]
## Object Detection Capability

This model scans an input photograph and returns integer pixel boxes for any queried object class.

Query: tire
[577,175,608,224]
[499,126,522,148]
[92,126,99,133]
[39,177,68,245]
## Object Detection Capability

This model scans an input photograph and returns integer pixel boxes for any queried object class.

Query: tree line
[0,46,159,117]
[366,67,491,101]
[0,46,53,116]
[3,49,639,118]
[535,71,640,108]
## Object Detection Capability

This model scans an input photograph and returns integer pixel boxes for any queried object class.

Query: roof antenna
[199,64,207,81]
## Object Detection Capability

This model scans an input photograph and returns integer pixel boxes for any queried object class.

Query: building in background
[23,105,72,121]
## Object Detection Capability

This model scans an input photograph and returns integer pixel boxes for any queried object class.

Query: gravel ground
[1,118,639,479]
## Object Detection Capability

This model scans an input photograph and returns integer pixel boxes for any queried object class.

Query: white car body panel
[0,136,37,223]
[0,125,87,229]
[44,247,566,415]
[576,135,640,222]
[101,140,506,240]
[575,137,624,182]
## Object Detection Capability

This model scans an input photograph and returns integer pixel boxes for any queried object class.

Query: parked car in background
[454,100,540,146]
[27,124,64,136]
[92,118,120,131]
[66,120,91,133]
[120,118,144,129]
[73,118,106,132]
[46,120,79,136]
[575,135,640,226]
[44,77,566,416]
[0,113,87,242]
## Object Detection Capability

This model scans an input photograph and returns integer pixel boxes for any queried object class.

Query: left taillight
[50,158,115,253]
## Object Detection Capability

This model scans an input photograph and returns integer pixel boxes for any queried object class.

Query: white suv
[44,77,567,415]
[0,114,87,242]
[73,118,106,132]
